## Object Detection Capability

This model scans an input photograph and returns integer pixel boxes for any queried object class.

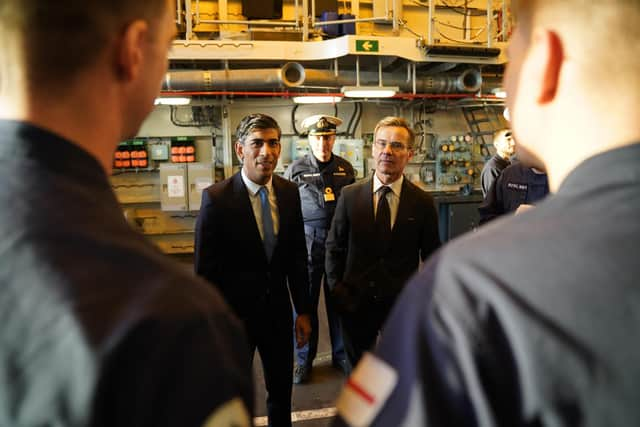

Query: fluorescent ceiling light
[154,97,191,106]
[491,88,507,98]
[293,95,342,104]
[341,86,399,98]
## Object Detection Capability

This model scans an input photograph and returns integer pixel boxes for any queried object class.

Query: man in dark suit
[325,116,440,370]
[195,113,312,427]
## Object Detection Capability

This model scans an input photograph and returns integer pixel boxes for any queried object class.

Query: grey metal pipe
[199,19,299,26]
[185,0,192,41]
[311,16,389,26]
[163,63,481,94]
[303,67,482,93]
[163,62,306,90]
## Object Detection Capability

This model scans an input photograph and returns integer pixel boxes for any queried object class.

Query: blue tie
[258,186,276,261]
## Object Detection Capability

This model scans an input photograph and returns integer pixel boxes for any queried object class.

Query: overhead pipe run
[163,62,306,90]
[158,90,495,101]
[303,67,482,93]
[163,63,482,94]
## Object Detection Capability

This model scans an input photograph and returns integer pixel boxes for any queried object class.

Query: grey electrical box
[334,138,364,178]
[160,163,188,211]
[187,162,215,211]
[150,142,169,160]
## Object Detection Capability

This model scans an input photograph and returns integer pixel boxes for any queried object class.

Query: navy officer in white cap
[284,114,356,383]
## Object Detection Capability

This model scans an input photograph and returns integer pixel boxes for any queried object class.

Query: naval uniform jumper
[480,153,511,197]
[284,153,355,369]
[334,143,640,427]
[0,120,253,427]
[479,162,549,224]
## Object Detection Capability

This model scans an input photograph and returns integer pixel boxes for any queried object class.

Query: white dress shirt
[241,168,280,240]
[373,174,404,230]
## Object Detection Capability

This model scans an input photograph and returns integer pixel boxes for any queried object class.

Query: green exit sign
[355,40,379,52]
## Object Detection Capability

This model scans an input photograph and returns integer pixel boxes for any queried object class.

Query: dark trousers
[294,226,345,368]
[340,299,391,369]
[244,303,293,427]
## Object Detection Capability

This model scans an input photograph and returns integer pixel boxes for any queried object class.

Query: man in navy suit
[195,113,312,427]
[325,116,440,370]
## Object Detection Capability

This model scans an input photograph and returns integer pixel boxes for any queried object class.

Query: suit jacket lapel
[272,175,286,249]
[356,177,375,229]
[392,178,414,239]
[232,173,268,264]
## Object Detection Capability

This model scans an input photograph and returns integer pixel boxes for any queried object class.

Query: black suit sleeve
[478,175,505,225]
[286,187,311,315]
[347,163,356,185]
[194,190,220,285]
[325,187,350,290]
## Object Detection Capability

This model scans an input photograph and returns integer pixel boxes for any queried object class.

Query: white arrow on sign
[362,41,373,51]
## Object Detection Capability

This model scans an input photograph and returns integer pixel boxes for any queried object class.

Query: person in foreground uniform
[195,113,311,427]
[334,0,640,426]
[478,161,549,224]
[480,128,516,197]
[325,116,440,372]
[284,114,355,384]
[0,1,253,426]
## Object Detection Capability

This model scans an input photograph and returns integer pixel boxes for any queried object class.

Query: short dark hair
[235,114,282,144]
[373,116,416,149]
[511,0,640,93]
[493,128,512,141]
[0,0,169,90]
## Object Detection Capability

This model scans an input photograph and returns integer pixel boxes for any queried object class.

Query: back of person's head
[512,0,639,106]
[506,0,639,187]
[0,0,169,94]
[235,114,282,144]
[373,116,416,149]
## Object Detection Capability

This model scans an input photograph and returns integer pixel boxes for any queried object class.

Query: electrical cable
[170,105,221,128]
[435,25,487,44]
[291,104,300,136]
[433,18,485,31]
[350,102,363,138]
[440,0,486,16]
[345,102,357,138]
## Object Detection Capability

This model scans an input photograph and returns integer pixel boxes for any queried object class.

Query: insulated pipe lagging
[163,62,306,90]
[163,63,482,93]
[302,67,482,93]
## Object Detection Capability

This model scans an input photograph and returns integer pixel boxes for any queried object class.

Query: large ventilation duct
[303,67,481,93]
[163,62,306,90]
[163,63,481,94]
[480,76,504,94]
